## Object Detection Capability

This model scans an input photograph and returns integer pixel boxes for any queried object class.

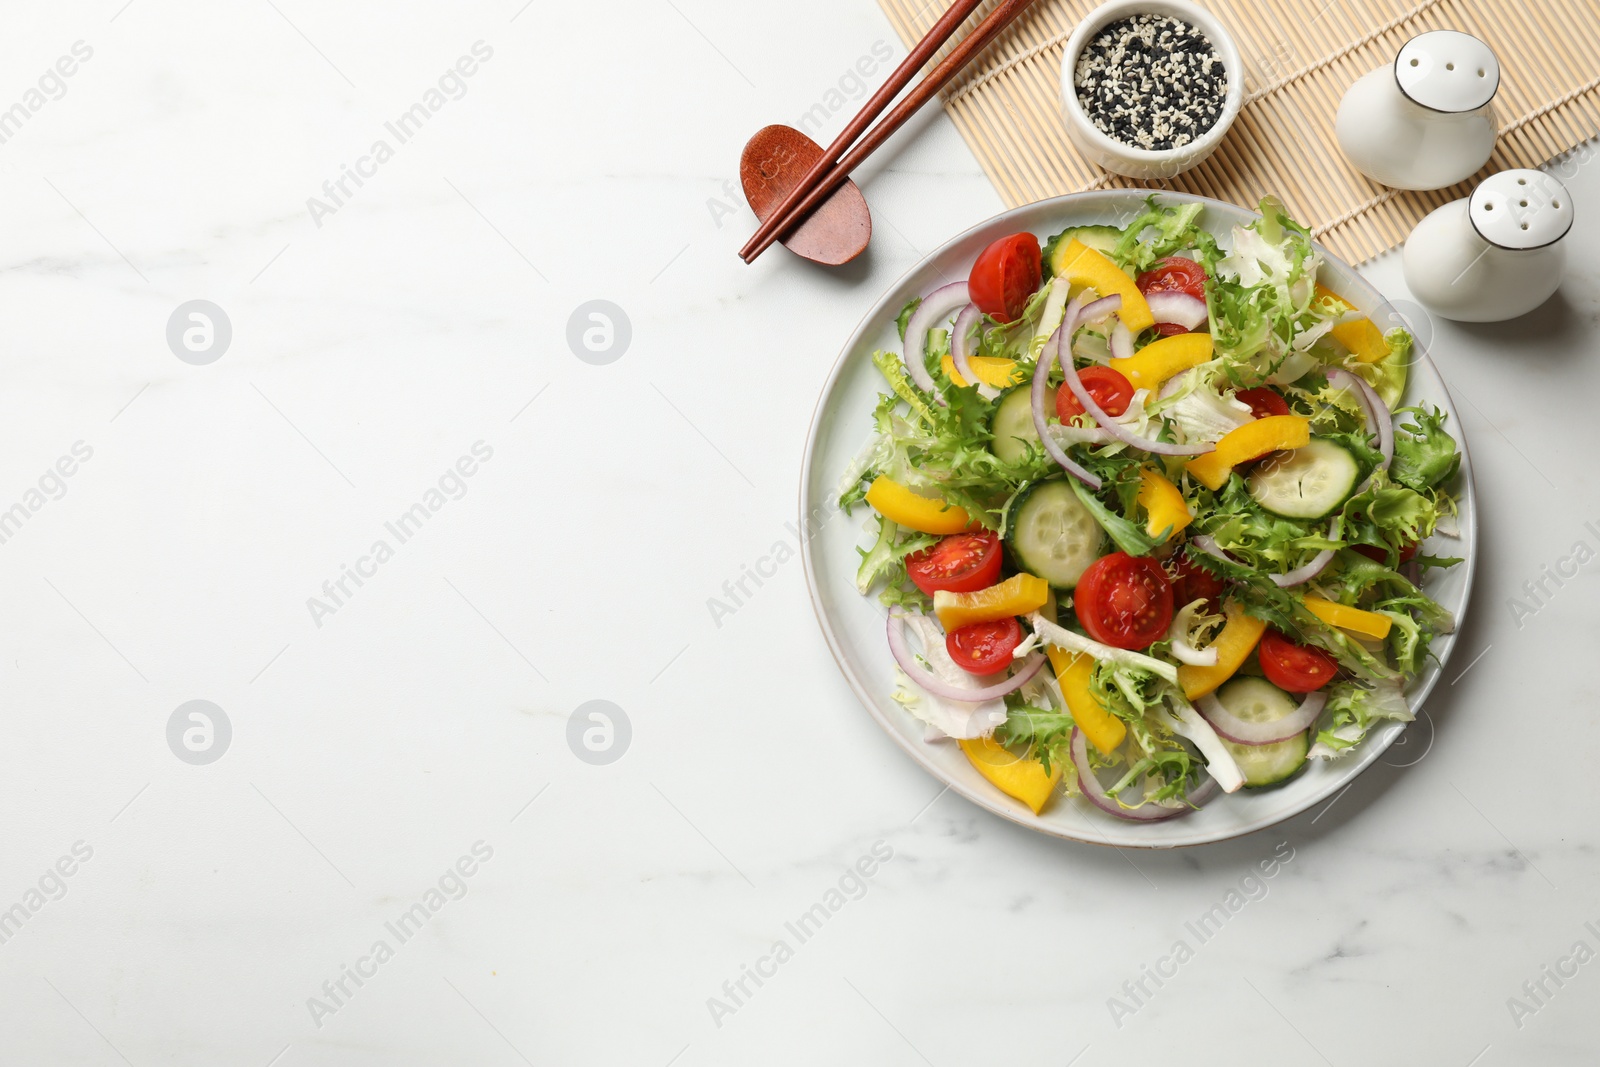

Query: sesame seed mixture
[1074,14,1227,152]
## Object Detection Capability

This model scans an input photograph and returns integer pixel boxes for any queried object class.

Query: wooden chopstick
[741,0,1041,264]
[738,0,987,263]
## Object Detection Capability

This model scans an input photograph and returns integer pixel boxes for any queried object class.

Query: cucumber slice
[1247,438,1360,520]
[1214,678,1310,788]
[1044,225,1124,277]
[1215,677,1300,725]
[989,385,1041,464]
[1220,733,1310,789]
[1007,479,1105,588]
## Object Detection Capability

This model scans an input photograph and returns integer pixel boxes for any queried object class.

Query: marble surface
[2,2,1597,1065]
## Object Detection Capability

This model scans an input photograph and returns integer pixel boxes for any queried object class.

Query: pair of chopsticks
[739,0,1039,264]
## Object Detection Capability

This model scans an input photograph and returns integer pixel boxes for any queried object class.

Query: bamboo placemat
[877,0,1600,262]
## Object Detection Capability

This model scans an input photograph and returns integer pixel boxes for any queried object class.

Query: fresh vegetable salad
[838,196,1463,822]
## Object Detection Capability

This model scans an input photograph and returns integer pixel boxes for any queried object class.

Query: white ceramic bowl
[800,190,1477,849]
[1060,0,1245,179]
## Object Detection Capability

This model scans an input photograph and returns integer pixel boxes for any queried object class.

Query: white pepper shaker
[1335,30,1499,190]
[1402,169,1571,322]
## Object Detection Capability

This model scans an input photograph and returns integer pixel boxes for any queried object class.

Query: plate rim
[799,189,1479,848]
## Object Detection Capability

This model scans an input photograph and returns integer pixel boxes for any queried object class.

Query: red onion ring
[1060,354,1214,456]
[1030,297,1102,489]
[1079,294,1123,323]
[1270,520,1341,588]
[1146,291,1208,330]
[1188,773,1222,807]
[948,303,984,392]
[904,281,970,396]
[1070,728,1195,822]
[886,611,1046,702]
[1195,527,1337,588]
[1197,690,1327,746]
[1271,549,1335,587]
[1189,535,1238,567]
[1325,367,1392,473]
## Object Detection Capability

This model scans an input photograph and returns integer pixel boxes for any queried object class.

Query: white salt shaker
[1335,30,1499,190]
[1402,169,1571,322]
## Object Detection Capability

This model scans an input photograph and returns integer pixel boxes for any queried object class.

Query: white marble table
[2,2,1596,1064]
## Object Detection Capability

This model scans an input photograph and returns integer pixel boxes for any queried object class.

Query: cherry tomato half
[1074,552,1175,651]
[1257,629,1338,692]
[1167,548,1226,608]
[906,531,1003,596]
[1152,322,1192,337]
[968,233,1042,323]
[1236,387,1291,419]
[1057,365,1135,420]
[1354,541,1419,565]
[946,617,1024,676]
[1136,257,1208,300]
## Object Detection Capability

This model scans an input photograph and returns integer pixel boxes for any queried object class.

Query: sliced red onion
[1060,355,1214,456]
[887,611,1045,702]
[1146,291,1208,330]
[1188,535,1238,567]
[1271,549,1334,587]
[1109,320,1134,361]
[903,281,970,396]
[1188,773,1222,807]
[1193,531,1331,588]
[1030,296,1101,489]
[948,303,987,395]
[1270,521,1341,587]
[1197,690,1327,746]
[1070,728,1193,822]
[1080,294,1122,323]
[1325,367,1392,473]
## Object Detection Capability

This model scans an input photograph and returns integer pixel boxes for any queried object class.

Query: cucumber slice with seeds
[1220,733,1311,789]
[1006,479,1105,589]
[1248,438,1360,520]
[989,385,1041,464]
[1214,678,1310,788]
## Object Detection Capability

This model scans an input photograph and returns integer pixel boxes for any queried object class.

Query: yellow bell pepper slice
[1315,284,1389,363]
[1056,240,1154,332]
[1185,415,1311,491]
[959,736,1062,814]
[1177,603,1268,700]
[933,572,1049,632]
[940,353,1020,389]
[1108,332,1213,391]
[1046,647,1127,756]
[864,476,971,535]
[1137,467,1192,540]
[1303,596,1392,639]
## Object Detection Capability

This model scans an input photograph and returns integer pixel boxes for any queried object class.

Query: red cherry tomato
[1236,387,1291,419]
[1354,541,1419,565]
[1136,257,1208,300]
[968,233,1042,323]
[1152,322,1191,337]
[906,531,1003,596]
[1074,552,1175,651]
[1168,548,1226,608]
[1257,629,1338,692]
[1056,365,1135,420]
[946,617,1024,676]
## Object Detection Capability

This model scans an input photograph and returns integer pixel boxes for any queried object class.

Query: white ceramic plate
[800,191,1478,848]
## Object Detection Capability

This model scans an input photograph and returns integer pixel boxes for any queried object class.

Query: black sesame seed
[1073,13,1228,152]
